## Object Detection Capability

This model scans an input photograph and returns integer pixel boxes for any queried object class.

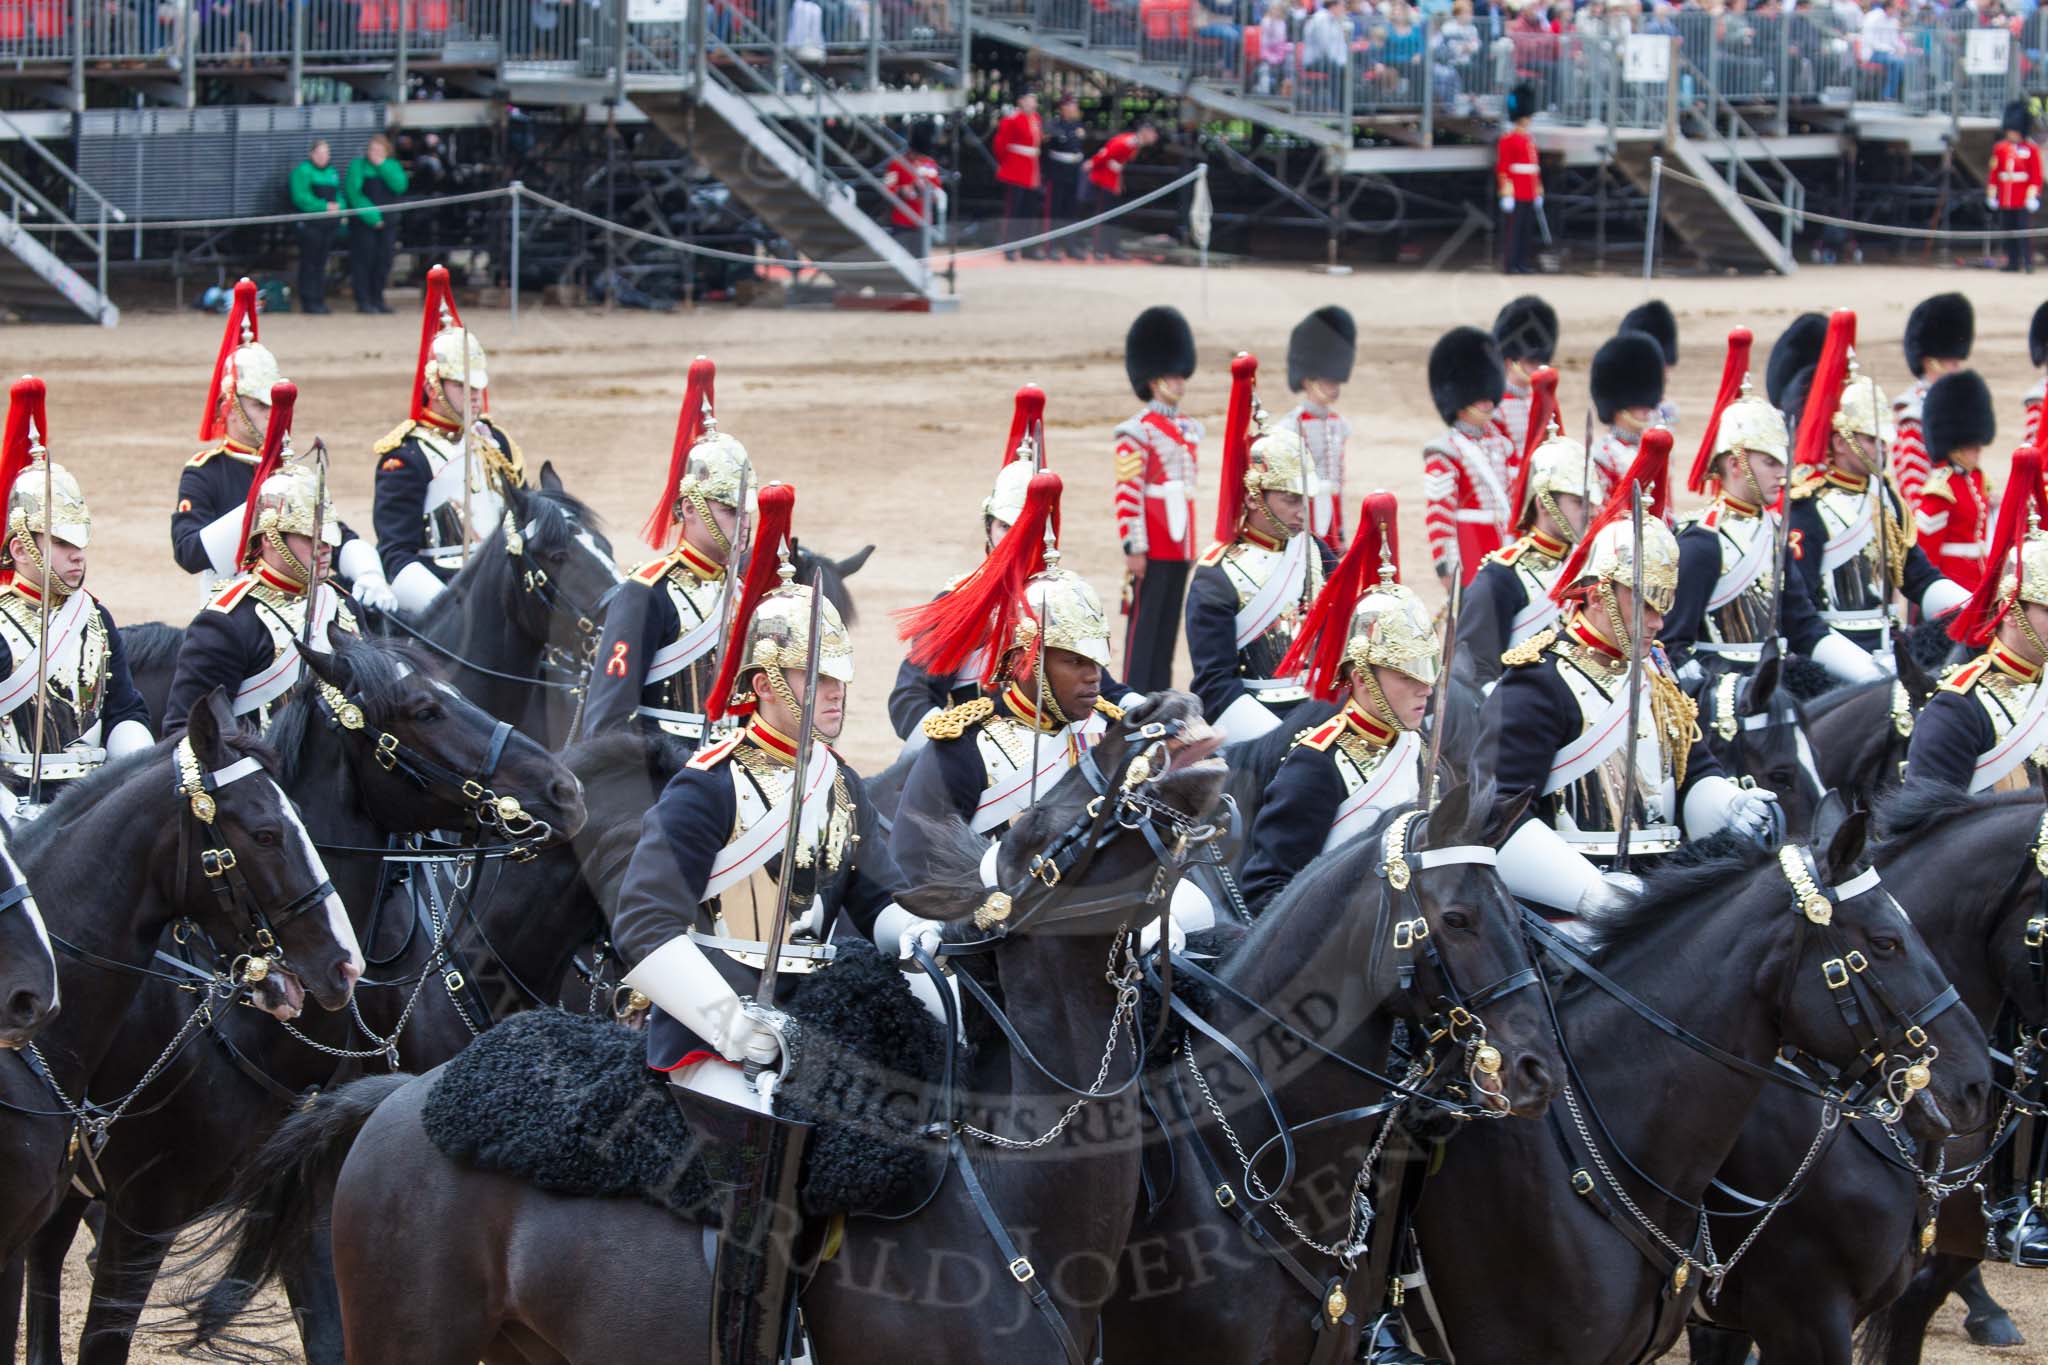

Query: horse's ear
[298,634,346,691]
[1811,788,1848,854]
[1430,775,1472,846]
[1823,805,1871,881]
[1484,789,1536,847]
[1742,645,1781,718]
[186,687,237,767]
[1895,633,1936,709]
[836,545,876,578]
[539,461,564,494]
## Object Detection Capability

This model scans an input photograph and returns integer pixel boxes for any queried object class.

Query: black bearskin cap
[1779,364,1815,433]
[1505,82,1537,121]
[2032,300,2048,367]
[1427,326,1505,425]
[1125,306,1196,401]
[1767,313,1828,409]
[1590,331,1666,424]
[1492,294,1559,365]
[2005,99,2034,137]
[1903,292,1973,377]
[1923,370,1996,461]
[1288,306,1357,391]
[1618,299,1677,366]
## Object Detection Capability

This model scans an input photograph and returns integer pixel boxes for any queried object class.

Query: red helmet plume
[234,381,299,568]
[1550,427,1674,603]
[1002,384,1047,467]
[199,278,261,443]
[896,471,1060,686]
[1211,353,1260,545]
[1279,490,1401,701]
[1793,310,1855,470]
[643,356,718,549]
[0,376,48,531]
[1951,450,2048,647]
[1689,327,1754,494]
[410,265,488,424]
[706,483,796,722]
[1505,365,1560,520]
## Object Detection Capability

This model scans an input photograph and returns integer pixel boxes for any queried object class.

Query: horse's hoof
[1965,1310,2025,1348]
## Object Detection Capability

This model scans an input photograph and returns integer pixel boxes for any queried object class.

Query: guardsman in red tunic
[1495,82,1541,275]
[1914,369,1999,594]
[1084,122,1159,259]
[880,121,943,246]
[1989,99,2042,274]
[1114,305,1201,693]
[994,93,1043,260]
[1587,329,1665,510]
[1422,325,1514,589]
[1278,306,1355,552]
[1892,291,1973,509]
[1491,293,1557,460]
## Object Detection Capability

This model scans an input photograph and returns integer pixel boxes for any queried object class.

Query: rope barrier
[1658,162,2048,241]
[8,185,516,234]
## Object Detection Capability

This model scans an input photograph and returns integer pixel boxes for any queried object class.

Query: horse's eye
[412,703,445,723]
[1869,933,1903,955]
[1440,909,1472,931]
[253,827,280,847]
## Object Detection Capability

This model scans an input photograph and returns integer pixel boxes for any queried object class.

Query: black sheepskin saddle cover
[421,940,945,1225]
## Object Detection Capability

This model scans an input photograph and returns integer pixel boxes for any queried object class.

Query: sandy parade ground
[9,257,2048,1359]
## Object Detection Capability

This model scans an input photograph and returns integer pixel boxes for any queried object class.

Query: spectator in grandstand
[1302,0,1350,76]
[344,133,407,315]
[1085,121,1160,258]
[1257,0,1294,90]
[1438,0,1482,71]
[785,0,825,83]
[288,139,341,315]
[1860,0,1904,99]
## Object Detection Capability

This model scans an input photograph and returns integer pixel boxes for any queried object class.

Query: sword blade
[28,447,52,806]
[757,559,829,1007]
[1615,487,1646,873]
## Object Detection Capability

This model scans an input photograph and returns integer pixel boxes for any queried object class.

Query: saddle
[421,940,946,1224]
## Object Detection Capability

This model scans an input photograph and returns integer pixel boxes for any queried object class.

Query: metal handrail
[1678,52,1803,231]
[0,109,126,224]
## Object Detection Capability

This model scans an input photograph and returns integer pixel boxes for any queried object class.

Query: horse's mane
[1578,832,1776,954]
[1229,804,1406,969]
[263,637,438,789]
[1877,782,2043,849]
[1802,676,1890,721]
[519,483,604,559]
[17,727,280,856]
[411,483,606,635]
[897,811,1004,923]
[120,620,185,674]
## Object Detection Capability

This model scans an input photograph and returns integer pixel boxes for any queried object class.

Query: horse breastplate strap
[0,595,105,769]
[1552,647,1681,857]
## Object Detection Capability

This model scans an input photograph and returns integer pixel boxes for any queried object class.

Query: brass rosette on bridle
[1344,580,1440,687]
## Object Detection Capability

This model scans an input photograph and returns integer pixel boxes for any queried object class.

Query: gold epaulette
[1502,626,1558,669]
[1197,542,1230,567]
[373,420,419,457]
[489,421,526,483]
[1920,464,1957,503]
[1484,539,1526,569]
[186,444,226,468]
[630,553,675,587]
[1939,657,1989,696]
[1294,716,1346,752]
[924,697,994,741]
[207,578,254,614]
[687,734,743,770]
[1787,466,1826,502]
[1093,698,1124,723]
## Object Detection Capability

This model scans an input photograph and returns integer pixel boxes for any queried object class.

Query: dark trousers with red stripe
[1001,183,1044,257]
[1122,558,1189,695]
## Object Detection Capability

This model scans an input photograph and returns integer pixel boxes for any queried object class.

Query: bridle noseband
[501,510,604,687]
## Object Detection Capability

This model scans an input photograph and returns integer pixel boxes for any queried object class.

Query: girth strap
[948,1139,1095,1365]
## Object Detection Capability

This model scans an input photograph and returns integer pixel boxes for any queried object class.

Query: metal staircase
[0,114,123,325]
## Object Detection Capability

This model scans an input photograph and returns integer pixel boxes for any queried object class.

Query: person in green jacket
[344,134,409,315]
[288,139,342,314]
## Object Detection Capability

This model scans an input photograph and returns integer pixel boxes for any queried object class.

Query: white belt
[1558,824,1683,856]
[1049,150,1084,164]
[1694,641,1764,659]
[690,929,835,975]
[1243,676,1310,699]
[1938,541,1986,555]
[1454,509,1498,523]
[0,747,104,781]
[635,704,706,739]
[1511,162,1539,173]
[2002,171,2030,181]
[1145,486,1188,499]
[426,545,469,568]
[1824,607,1891,625]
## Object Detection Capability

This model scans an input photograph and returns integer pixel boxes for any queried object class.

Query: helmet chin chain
[1249,491,1293,545]
[681,487,732,558]
[232,392,264,449]
[263,527,311,588]
[2014,601,2048,669]
[1034,646,1070,728]
[1537,490,1578,546]
[1357,664,1405,733]
[1598,581,1634,656]
[8,525,74,600]
[761,663,803,720]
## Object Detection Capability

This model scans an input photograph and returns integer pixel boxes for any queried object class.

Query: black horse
[1694,650,1829,843]
[0,688,365,1359]
[18,635,585,1365]
[0,825,55,1050]
[1804,638,1939,817]
[1104,785,1561,1363]
[177,692,1233,1364]
[1406,813,1992,1364]
[1690,787,2048,1365]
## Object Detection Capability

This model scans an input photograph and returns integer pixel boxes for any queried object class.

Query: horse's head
[181,689,364,1019]
[1379,780,1559,1118]
[793,540,873,626]
[500,466,619,656]
[299,631,587,846]
[0,827,56,1048]
[1769,808,1991,1145]
[924,691,1225,939]
[1702,650,1823,842]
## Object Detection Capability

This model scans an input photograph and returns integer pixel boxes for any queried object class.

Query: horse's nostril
[7,989,44,1025]
[549,777,580,808]
[1518,1055,1555,1097]
[338,961,362,995]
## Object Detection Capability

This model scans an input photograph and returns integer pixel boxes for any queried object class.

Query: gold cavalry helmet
[1345,578,1439,685]
[1020,565,1113,669]
[225,342,285,421]
[740,566,856,689]
[1578,514,1680,614]
[1834,364,1894,445]
[1246,423,1320,499]
[251,464,342,551]
[1516,423,1591,527]
[10,455,91,551]
[1712,387,1790,466]
[426,327,489,400]
[683,419,753,514]
[984,458,1035,528]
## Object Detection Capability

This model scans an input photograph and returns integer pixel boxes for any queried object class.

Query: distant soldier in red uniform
[1893,291,1973,509]
[1114,305,1200,692]
[1085,121,1159,260]
[1915,369,1999,594]
[1587,329,1666,509]
[881,121,943,250]
[1491,293,1558,457]
[1495,82,1541,275]
[993,93,1044,261]
[1422,325,1513,588]
[1988,99,2042,274]
[1278,305,1356,552]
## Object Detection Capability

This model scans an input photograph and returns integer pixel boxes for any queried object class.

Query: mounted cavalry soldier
[1586,328,1665,510]
[163,383,359,738]
[1663,327,1880,688]
[1912,368,1999,595]
[372,264,528,613]
[1421,325,1514,589]
[1784,310,1970,662]
[582,357,754,746]
[1113,305,1201,694]
[612,482,907,1365]
[1491,293,1558,459]
[1239,491,1438,914]
[888,469,1124,886]
[1478,431,1778,917]
[1454,368,1588,694]
[1185,352,1330,742]
[1277,305,1355,553]
[172,277,391,609]
[1906,450,2048,795]
[1891,291,1974,509]
[0,377,151,808]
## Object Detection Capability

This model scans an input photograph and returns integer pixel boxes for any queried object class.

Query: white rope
[8,185,513,234]
[1658,162,2048,241]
